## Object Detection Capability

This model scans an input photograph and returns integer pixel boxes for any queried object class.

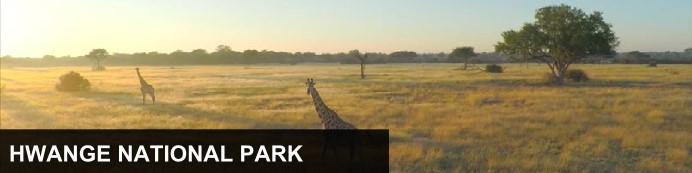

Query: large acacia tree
[449,46,476,70]
[495,4,618,84]
[87,49,109,71]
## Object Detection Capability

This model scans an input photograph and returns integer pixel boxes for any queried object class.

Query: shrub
[56,71,91,92]
[648,61,657,67]
[485,64,504,73]
[566,69,589,82]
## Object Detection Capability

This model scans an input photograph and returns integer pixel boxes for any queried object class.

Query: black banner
[0,130,389,173]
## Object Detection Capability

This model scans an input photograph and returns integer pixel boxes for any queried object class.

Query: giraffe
[306,78,369,167]
[136,68,155,104]
[306,78,356,130]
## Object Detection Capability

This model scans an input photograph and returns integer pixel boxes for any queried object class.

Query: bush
[56,71,91,92]
[566,69,589,82]
[648,61,657,67]
[485,64,504,73]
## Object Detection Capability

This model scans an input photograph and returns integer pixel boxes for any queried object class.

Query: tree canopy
[389,51,418,63]
[86,49,109,70]
[87,49,109,60]
[449,46,477,69]
[215,45,232,53]
[624,51,651,64]
[42,55,56,60]
[495,4,619,84]
[449,47,476,62]
[243,49,259,57]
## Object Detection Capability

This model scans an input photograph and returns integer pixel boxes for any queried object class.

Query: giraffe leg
[151,92,156,104]
[347,144,359,171]
[142,92,146,104]
[320,142,328,162]
[356,141,365,162]
[349,144,355,165]
[330,144,338,160]
[355,133,365,162]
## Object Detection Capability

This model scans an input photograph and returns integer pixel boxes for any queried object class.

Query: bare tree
[349,50,368,79]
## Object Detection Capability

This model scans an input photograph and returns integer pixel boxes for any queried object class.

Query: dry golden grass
[1,63,690,172]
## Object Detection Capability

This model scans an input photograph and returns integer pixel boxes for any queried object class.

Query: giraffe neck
[136,70,148,86]
[309,87,339,120]
[309,87,327,110]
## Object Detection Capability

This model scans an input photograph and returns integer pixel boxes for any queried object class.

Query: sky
[1,0,691,57]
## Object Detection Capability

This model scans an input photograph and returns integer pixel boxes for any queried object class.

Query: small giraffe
[136,68,155,104]
[306,78,356,129]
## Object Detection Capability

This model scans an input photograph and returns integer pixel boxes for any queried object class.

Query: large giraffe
[136,68,155,104]
[306,78,356,129]
[306,78,368,166]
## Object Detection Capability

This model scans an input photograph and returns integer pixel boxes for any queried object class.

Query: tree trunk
[463,58,468,70]
[554,67,566,85]
[360,63,365,79]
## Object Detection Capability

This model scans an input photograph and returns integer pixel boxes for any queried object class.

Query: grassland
[1,63,690,172]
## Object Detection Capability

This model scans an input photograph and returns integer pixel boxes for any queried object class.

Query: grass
[1,63,690,172]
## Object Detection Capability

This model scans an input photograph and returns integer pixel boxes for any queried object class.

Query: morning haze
[1,0,691,57]
[1,1,692,172]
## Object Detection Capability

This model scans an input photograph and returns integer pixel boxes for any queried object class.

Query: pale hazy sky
[1,0,691,57]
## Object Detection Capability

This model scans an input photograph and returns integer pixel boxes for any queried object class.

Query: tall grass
[1,64,690,172]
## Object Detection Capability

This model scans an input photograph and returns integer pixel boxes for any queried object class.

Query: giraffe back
[320,108,356,130]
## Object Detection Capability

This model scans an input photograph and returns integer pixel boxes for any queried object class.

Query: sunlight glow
[0,0,35,57]
[1,0,691,57]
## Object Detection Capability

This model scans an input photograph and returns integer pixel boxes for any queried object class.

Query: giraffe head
[305,78,316,95]
[135,67,140,71]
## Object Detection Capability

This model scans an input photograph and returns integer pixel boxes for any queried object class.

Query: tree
[243,49,259,58]
[42,55,56,60]
[303,52,317,57]
[437,52,446,58]
[216,45,232,53]
[213,45,235,62]
[684,48,692,53]
[241,50,259,64]
[449,47,476,70]
[389,51,418,63]
[186,49,210,64]
[495,4,618,84]
[349,49,368,79]
[87,49,109,71]
[191,49,207,55]
[624,51,651,64]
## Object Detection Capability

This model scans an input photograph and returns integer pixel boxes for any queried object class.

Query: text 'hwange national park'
[9,145,303,163]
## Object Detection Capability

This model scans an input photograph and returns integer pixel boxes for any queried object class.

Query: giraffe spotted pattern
[136,68,156,104]
[306,78,356,129]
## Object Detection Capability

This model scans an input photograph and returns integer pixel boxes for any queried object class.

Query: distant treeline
[1,47,691,67]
